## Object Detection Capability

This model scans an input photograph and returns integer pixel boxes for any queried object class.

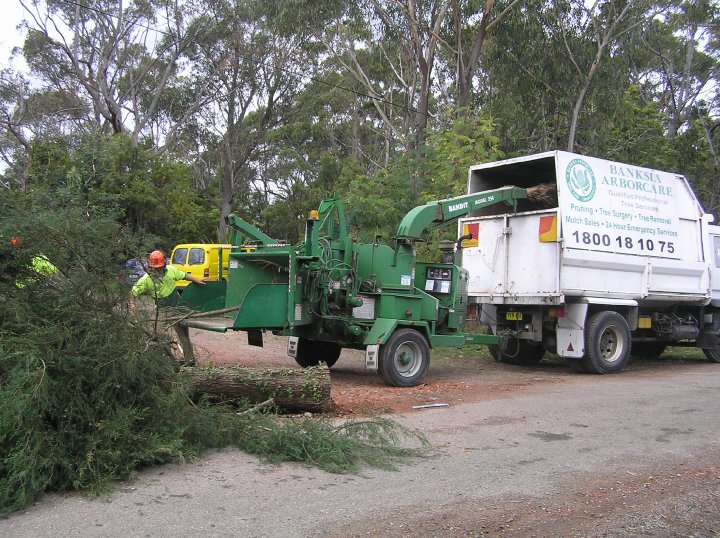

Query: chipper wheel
[294,338,342,368]
[378,328,430,387]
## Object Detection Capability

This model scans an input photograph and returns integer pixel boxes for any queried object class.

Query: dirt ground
[188,329,707,416]
[189,329,565,415]
[2,329,718,537]
[187,329,720,537]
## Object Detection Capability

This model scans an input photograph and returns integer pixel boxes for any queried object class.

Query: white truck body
[459,151,720,370]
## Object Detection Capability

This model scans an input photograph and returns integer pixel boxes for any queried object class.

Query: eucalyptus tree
[17,0,210,143]
[316,1,438,188]
[639,0,719,136]
[481,0,660,155]
[0,70,34,188]
[179,0,311,238]
[556,0,656,151]
[0,66,87,189]
[448,0,525,111]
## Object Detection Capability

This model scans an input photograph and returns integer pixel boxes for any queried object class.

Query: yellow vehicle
[170,244,232,291]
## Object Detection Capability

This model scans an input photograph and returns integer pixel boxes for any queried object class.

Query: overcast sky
[0,1,27,69]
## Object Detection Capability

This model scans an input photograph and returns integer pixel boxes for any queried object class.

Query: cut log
[183,364,331,413]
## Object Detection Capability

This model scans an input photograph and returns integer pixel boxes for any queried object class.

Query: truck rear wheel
[582,311,631,374]
[703,348,720,363]
[294,339,342,368]
[701,312,720,363]
[378,328,430,387]
[632,342,667,359]
[488,341,545,365]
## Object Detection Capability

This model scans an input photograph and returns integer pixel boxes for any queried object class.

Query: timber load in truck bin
[460,151,714,305]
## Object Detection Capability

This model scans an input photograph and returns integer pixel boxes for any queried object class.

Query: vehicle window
[714,236,720,268]
[172,248,188,265]
[188,248,205,265]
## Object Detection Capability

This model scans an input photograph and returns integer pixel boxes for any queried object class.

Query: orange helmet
[9,236,22,248]
[148,250,167,268]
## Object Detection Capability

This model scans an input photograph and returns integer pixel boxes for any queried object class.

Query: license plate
[506,312,523,321]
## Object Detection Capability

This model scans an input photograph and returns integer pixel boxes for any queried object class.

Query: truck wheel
[378,329,430,387]
[632,342,667,359]
[489,341,545,365]
[294,339,342,368]
[582,311,631,374]
[703,348,720,363]
[701,312,720,363]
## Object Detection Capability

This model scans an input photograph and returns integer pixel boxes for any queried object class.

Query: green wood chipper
[179,187,527,386]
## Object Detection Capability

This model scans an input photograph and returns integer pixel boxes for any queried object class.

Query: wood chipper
[179,187,530,386]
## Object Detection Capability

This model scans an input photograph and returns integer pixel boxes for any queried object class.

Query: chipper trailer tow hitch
[179,186,529,386]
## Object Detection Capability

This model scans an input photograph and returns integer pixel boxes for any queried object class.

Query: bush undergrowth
[0,193,427,516]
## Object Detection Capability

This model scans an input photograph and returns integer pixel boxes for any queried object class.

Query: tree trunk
[184,364,332,413]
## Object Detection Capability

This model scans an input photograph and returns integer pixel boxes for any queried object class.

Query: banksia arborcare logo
[566,159,596,202]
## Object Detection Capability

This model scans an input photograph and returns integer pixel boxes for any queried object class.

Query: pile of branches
[0,192,427,515]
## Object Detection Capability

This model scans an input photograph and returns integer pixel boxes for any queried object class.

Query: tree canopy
[2,0,717,233]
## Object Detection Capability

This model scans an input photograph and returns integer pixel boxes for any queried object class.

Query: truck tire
[631,342,667,359]
[294,339,342,368]
[703,348,720,363]
[701,312,720,363]
[488,341,545,365]
[582,311,631,374]
[378,328,430,387]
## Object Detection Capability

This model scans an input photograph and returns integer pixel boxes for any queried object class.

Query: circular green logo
[565,159,596,202]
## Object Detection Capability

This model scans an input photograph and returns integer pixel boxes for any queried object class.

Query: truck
[458,151,720,373]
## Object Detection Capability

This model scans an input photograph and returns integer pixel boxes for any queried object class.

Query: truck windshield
[172,248,187,265]
[188,248,205,265]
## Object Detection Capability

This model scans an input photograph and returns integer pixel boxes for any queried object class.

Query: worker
[131,249,207,307]
[130,249,207,366]
[8,235,59,288]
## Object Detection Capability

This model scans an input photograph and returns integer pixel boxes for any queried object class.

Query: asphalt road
[3,363,719,537]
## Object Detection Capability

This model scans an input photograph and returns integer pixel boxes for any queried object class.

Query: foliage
[240,416,428,474]
[344,156,418,241]
[4,0,718,229]
[423,112,504,200]
[0,191,427,515]
[27,134,219,249]
[606,86,680,170]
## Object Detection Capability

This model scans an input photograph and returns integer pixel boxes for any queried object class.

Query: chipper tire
[582,311,631,374]
[378,328,430,387]
[294,339,342,368]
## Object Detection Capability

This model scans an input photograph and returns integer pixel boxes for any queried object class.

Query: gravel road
[2,358,719,537]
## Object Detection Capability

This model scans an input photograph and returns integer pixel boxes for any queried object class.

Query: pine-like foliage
[0,193,213,512]
[0,191,426,515]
